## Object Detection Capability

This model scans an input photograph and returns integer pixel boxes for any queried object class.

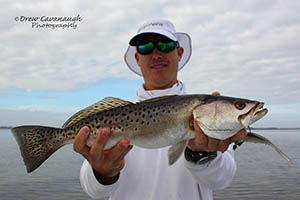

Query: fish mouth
[238,102,268,124]
[252,103,268,124]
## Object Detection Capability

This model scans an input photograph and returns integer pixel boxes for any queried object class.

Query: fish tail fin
[11,125,66,173]
[245,132,291,163]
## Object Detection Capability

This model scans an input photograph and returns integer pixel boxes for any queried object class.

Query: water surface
[1,129,299,199]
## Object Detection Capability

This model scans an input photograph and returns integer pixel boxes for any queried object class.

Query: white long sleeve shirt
[80,81,237,200]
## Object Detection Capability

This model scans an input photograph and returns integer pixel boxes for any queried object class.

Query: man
[74,19,247,200]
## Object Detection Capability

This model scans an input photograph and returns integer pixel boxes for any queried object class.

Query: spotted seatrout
[11,94,290,173]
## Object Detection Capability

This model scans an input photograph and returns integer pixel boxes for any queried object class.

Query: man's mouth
[151,64,167,69]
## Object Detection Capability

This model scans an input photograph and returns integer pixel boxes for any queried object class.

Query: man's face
[135,34,184,90]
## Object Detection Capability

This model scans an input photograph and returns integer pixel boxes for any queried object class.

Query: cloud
[0,0,300,104]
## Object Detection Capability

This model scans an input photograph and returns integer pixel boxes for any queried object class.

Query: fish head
[192,96,268,140]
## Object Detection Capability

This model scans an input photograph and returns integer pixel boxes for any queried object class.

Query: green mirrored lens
[157,42,175,52]
[137,42,154,54]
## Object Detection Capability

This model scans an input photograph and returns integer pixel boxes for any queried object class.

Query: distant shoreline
[249,127,300,130]
[0,127,13,129]
[1,126,300,130]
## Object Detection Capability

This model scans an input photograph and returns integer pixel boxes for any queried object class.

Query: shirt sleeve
[184,144,237,190]
[80,159,119,199]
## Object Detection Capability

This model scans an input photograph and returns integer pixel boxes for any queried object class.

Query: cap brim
[129,29,178,46]
[124,32,192,76]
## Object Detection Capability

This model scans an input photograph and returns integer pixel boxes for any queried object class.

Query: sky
[0,0,299,128]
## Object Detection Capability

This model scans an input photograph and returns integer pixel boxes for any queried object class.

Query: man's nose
[151,47,163,59]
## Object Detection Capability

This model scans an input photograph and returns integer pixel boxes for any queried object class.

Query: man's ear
[135,52,139,64]
[177,47,184,61]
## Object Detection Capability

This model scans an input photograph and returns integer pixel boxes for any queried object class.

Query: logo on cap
[138,22,164,32]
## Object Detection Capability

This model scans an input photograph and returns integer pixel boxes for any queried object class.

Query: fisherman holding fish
[74,19,248,200]
[12,17,289,199]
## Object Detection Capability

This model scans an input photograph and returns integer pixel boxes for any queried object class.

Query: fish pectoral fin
[63,97,133,128]
[168,140,188,165]
[245,132,291,163]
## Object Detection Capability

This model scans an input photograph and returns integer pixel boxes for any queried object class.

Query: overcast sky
[0,0,299,128]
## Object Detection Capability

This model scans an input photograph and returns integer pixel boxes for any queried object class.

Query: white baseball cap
[124,19,192,76]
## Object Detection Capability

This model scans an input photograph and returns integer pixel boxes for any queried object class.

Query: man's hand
[187,91,248,153]
[73,126,133,185]
[188,120,248,152]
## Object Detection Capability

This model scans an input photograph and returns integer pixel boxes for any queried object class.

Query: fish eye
[235,102,246,110]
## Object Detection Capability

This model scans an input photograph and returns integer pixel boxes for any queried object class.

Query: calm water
[1,129,299,200]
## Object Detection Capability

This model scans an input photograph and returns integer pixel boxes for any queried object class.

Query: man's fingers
[110,139,133,163]
[90,128,112,161]
[73,126,91,158]
[207,137,219,152]
[212,91,220,96]
[193,120,207,143]
[230,129,248,142]
[218,139,231,152]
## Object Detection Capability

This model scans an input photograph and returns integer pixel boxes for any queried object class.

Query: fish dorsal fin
[62,97,132,128]
[140,95,177,103]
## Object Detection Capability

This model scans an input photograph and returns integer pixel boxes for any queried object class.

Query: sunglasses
[136,40,179,55]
